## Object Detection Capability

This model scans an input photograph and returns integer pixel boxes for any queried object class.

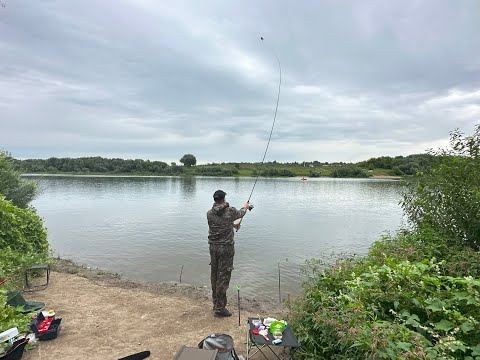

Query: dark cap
[213,190,227,200]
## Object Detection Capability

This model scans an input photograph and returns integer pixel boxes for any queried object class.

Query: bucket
[198,334,239,360]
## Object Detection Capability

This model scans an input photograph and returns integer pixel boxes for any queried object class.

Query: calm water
[29,175,405,299]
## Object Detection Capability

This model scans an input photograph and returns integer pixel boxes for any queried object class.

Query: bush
[368,227,480,278]
[0,195,49,284]
[331,166,369,178]
[0,195,50,356]
[194,166,238,176]
[0,151,37,208]
[290,256,480,359]
[289,125,480,359]
[260,168,296,177]
[402,125,480,249]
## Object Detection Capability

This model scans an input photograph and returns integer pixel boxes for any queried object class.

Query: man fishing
[207,190,251,317]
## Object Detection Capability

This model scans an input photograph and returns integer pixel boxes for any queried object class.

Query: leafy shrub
[260,168,296,177]
[0,151,37,208]
[331,166,369,178]
[368,227,480,278]
[194,166,239,176]
[0,195,50,356]
[290,258,480,359]
[0,195,48,256]
[402,125,480,249]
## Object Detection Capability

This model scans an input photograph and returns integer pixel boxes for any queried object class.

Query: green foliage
[0,195,49,355]
[330,166,369,178]
[194,166,239,176]
[358,154,435,174]
[368,227,480,278]
[179,154,197,167]
[17,156,172,175]
[402,125,480,249]
[0,195,49,256]
[290,124,480,359]
[0,151,37,208]
[0,195,50,287]
[260,168,296,177]
[14,156,409,178]
[290,256,480,359]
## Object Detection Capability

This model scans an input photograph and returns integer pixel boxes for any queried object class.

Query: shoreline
[22,259,285,360]
[51,258,279,313]
[21,172,403,180]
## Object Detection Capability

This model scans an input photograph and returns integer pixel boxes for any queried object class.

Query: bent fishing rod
[236,36,281,232]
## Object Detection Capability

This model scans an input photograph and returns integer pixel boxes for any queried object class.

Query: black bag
[198,334,239,360]
[0,338,29,360]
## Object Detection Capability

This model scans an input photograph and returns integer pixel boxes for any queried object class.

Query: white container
[0,327,19,343]
[42,309,55,318]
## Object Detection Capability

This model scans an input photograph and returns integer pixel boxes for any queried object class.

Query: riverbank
[22,260,283,360]
[21,171,400,179]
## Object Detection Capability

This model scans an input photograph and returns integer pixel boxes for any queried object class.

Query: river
[28,175,405,300]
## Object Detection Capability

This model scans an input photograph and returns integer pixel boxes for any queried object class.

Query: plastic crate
[30,312,62,341]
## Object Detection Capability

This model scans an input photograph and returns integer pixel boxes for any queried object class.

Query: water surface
[29,175,405,299]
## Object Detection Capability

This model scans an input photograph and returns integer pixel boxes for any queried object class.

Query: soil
[21,260,287,360]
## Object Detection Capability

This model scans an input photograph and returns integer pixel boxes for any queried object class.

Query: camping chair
[23,264,50,292]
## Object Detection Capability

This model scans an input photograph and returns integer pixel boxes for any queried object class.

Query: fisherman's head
[213,189,227,203]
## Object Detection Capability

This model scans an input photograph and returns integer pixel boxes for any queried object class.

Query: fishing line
[248,36,282,201]
[237,36,282,230]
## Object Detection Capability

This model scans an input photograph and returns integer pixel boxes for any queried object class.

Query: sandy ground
[21,261,286,360]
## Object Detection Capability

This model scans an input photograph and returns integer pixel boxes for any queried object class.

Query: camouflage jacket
[207,202,247,245]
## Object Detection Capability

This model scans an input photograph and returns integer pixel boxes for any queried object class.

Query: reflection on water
[30,175,405,299]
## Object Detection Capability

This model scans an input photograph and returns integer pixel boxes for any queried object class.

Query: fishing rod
[236,36,282,231]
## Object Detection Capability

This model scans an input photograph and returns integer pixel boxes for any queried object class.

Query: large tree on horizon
[179,154,197,167]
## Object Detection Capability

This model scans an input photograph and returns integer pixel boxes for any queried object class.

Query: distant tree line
[12,153,437,178]
[356,154,435,175]
[15,157,184,175]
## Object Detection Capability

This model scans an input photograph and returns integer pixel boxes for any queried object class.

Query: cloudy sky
[1,0,479,163]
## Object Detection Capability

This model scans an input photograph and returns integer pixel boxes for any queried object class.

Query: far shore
[21,172,403,180]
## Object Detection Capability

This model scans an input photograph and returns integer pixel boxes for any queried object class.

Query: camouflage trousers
[209,244,235,311]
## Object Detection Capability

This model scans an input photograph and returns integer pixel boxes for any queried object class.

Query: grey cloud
[0,0,479,163]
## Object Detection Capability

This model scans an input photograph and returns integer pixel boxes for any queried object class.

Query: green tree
[402,124,480,249]
[179,154,197,167]
[0,151,37,208]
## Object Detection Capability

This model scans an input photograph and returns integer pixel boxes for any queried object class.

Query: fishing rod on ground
[236,36,282,232]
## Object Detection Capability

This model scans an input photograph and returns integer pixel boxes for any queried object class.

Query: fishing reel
[248,204,254,211]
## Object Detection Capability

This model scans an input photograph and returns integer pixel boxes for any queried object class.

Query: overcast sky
[1,0,479,163]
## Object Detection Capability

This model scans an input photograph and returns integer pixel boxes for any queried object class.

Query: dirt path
[22,261,285,360]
